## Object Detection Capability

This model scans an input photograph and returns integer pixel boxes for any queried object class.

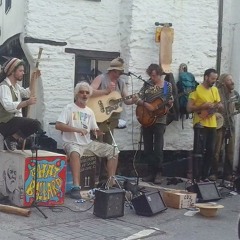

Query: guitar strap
[163,80,168,99]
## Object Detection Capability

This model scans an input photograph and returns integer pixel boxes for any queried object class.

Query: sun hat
[195,203,224,217]
[107,57,124,71]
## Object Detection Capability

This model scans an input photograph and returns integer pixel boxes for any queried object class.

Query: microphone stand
[128,72,152,185]
[107,123,118,158]
[30,133,48,219]
[128,72,153,87]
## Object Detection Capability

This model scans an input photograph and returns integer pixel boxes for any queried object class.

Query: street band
[0,56,239,200]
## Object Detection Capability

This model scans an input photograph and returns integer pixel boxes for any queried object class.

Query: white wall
[0,0,25,44]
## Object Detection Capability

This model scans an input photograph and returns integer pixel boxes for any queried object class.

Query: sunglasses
[79,90,90,94]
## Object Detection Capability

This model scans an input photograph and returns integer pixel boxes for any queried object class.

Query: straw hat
[195,203,224,217]
[107,57,124,71]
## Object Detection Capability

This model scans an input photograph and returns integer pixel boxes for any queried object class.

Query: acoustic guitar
[198,97,238,120]
[136,98,169,127]
[87,91,141,122]
[136,90,193,127]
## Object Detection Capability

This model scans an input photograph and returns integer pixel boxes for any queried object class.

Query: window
[75,57,110,86]
[65,48,119,86]
[5,0,11,14]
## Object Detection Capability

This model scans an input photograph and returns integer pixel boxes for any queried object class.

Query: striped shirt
[139,79,173,124]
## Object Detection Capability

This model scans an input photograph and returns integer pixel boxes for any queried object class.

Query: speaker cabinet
[93,188,125,219]
[131,191,167,216]
[187,182,221,202]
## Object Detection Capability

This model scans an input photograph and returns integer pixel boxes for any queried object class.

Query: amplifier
[93,188,125,219]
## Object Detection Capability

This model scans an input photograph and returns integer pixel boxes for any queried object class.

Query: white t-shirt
[57,103,98,145]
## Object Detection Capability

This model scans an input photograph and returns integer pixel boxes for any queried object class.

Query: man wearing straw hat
[0,58,41,151]
[91,57,138,181]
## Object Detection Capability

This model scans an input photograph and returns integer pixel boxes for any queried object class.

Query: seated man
[0,58,41,151]
[55,82,119,199]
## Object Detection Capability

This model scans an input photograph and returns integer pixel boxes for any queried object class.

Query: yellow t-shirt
[189,84,221,127]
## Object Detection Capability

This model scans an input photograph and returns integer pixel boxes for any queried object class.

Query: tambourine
[215,112,224,129]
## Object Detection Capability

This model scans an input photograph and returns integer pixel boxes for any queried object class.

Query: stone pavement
[0,178,239,240]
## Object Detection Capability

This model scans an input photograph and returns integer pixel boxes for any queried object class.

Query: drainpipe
[216,0,224,75]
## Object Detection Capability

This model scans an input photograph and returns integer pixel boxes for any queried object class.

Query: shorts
[63,141,119,160]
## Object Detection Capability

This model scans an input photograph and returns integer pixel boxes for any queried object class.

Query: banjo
[216,111,240,129]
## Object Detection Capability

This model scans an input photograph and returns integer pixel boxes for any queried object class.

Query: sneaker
[16,137,26,150]
[4,136,18,151]
[70,186,82,199]
[208,174,217,181]
[225,175,234,182]
[154,172,162,184]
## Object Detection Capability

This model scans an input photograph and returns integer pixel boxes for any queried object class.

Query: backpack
[177,71,198,125]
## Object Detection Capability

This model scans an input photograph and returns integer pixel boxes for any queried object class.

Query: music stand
[30,133,48,219]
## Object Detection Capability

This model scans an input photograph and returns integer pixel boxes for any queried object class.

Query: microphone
[155,22,172,27]
[122,72,131,76]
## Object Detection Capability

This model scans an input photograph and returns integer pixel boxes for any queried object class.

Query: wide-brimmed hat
[107,57,124,71]
[195,203,224,217]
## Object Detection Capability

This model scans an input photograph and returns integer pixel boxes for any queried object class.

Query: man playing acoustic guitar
[135,64,173,184]
[90,57,138,181]
[187,68,223,181]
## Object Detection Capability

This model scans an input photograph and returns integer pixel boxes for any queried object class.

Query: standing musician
[187,68,223,181]
[91,57,138,180]
[135,64,173,184]
[0,58,41,151]
[209,74,240,181]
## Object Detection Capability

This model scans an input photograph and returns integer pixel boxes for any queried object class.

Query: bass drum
[215,112,224,130]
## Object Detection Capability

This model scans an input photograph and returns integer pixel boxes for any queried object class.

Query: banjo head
[215,112,224,129]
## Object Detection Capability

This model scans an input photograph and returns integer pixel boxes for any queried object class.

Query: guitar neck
[114,93,137,104]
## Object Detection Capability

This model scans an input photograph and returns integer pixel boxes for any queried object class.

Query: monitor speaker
[131,191,167,216]
[187,182,221,202]
[93,188,125,219]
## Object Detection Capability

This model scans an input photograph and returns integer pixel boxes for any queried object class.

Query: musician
[91,57,138,180]
[91,57,138,142]
[55,82,119,199]
[209,74,240,181]
[0,58,41,151]
[187,68,223,181]
[135,64,173,184]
